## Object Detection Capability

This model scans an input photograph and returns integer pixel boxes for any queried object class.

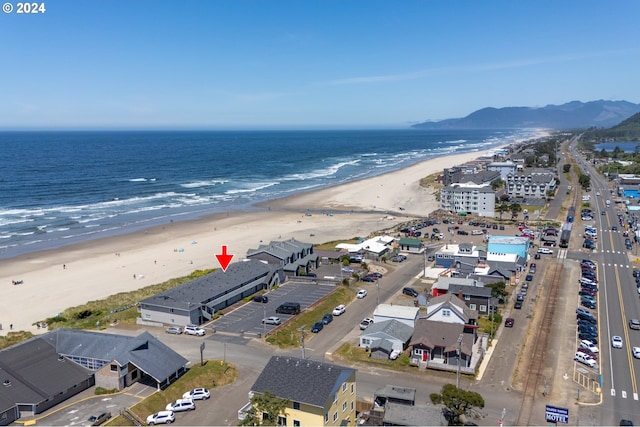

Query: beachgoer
[9,324,12,330]
[133,274,136,279]
[63,264,66,270]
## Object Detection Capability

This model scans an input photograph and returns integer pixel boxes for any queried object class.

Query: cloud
[319,48,639,86]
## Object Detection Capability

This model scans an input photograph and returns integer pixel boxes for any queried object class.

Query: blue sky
[2,0,639,129]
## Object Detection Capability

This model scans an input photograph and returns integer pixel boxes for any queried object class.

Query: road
[570,140,640,425]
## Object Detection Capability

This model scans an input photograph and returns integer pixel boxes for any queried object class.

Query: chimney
[458,290,463,300]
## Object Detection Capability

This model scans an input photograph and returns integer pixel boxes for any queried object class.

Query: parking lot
[210,281,337,336]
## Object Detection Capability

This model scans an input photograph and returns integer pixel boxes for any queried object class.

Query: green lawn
[266,286,355,348]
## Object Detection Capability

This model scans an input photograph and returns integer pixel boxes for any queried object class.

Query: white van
[606,200,611,207]
[472,230,483,235]
[574,351,597,368]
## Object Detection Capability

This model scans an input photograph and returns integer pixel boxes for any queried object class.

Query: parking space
[210,282,336,335]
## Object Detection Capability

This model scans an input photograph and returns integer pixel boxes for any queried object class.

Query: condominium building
[440,183,495,217]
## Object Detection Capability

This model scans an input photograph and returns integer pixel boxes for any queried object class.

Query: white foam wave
[181,179,229,189]
[225,182,279,195]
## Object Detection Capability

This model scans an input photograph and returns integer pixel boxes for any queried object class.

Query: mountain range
[412,100,640,130]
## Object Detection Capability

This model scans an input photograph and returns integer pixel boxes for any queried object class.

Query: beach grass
[0,331,35,350]
[107,360,237,425]
[265,286,355,348]
[314,238,360,251]
[39,269,214,331]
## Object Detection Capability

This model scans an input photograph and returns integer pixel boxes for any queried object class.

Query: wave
[180,179,229,189]
[225,181,280,195]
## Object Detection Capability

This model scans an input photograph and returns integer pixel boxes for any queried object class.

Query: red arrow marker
[215,245,234,272]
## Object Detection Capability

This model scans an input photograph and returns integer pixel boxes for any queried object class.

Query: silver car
[165,326,182,335]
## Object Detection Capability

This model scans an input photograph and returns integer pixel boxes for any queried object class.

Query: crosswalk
[611,389,639,400]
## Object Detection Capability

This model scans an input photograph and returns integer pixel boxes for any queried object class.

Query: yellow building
[245,356,356,426]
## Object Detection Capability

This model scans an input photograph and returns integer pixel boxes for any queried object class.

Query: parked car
[332,305,346,316]
[359,317,374,330]
[262,316,281,325]
[505,317,514,327]
[146,411,175,425]
[457,230,469,235]
[402,287,419,297]
[537,247,553,254]
[182,388,210,400]
[165,326,183,335]
[361,275,376,282]
[87,412,111,426]
[525,274,533,282]
[574,351,597,368]
[311,321,324,333]
[578,332,598,344]
[357,289,368,299]
[581,299,597,309]
[514,300,523,309]
[389,349,401,360]
[580,339,599,353]
[534,253,541,259]
[633,347,640,359]
[165,399,195,412]
[183,325,205,336]
[629,319,640,330]
[252,295,269,303]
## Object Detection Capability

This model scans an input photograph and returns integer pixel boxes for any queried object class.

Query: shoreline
[0,139,536,335]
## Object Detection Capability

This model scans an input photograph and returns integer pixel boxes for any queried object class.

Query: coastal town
[4,126,640,426]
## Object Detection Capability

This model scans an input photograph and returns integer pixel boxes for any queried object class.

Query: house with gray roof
[425,293,478,326]
[41,329,188,391]
[448,284,498,315]
[408,319,476,374]
[240,356,357,426]
[139,259,284,326]
[0,336,94,425]
[359,320,414,357]
[246,238,318,277]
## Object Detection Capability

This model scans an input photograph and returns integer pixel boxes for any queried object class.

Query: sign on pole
[545,405,569,424]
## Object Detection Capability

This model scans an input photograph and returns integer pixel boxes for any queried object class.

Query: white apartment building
[440,183,495,217]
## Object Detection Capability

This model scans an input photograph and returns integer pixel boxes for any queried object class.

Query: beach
[0,147,497,335]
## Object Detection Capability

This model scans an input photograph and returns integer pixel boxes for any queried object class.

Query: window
[464,294,470,301]
[342,383,347,393]
[480,305,487,312]
[110,364,118,372]
[325,413,328,423]
[351,401,354,411]
[293,401,300,410]
[277,416,287,426]
[333,411,338,422]
[293,421,300,427]
[469,303,476,311]
[351,383,354,394]
[442,309,451,317]
[334,392,338,403]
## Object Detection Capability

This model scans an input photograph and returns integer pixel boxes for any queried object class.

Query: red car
[505,318,515,327]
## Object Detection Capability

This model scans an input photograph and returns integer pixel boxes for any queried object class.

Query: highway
[570,141,640,424]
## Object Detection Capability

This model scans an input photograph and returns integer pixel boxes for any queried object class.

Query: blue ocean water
[0,129,535,258]
[594,141,640,153]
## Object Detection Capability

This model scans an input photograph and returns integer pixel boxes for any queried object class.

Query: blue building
[487,236,530,260]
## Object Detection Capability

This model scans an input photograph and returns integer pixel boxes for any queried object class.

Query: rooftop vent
[3,380,11,387]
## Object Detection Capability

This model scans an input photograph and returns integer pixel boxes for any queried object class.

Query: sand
[0,146,502,335]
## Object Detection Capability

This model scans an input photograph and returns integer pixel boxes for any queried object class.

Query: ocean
[0,129,537,259]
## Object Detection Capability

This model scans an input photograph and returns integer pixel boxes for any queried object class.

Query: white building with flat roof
[373,304,420,328]
[440,183,495,217]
